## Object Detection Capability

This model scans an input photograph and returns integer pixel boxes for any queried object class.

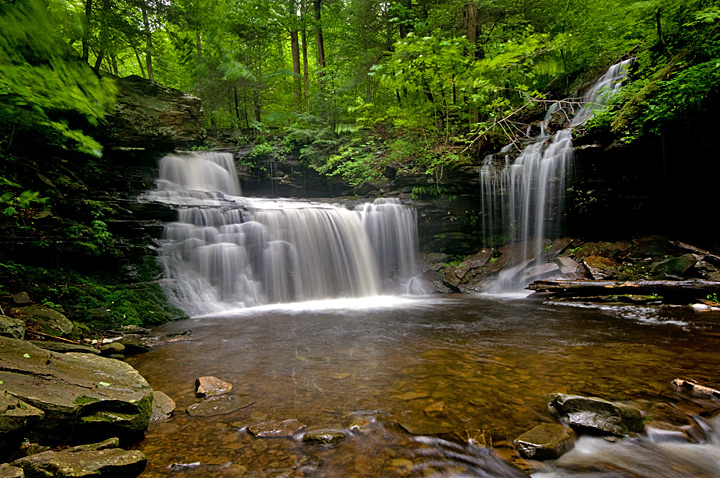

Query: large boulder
[101,75,203,150]
[549,393,643,437]
[0,337,153,442]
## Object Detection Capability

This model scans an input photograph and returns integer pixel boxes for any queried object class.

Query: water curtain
[479,59,632,291]
[146,152,419,316]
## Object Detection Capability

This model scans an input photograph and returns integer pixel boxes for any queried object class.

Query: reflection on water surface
[127,296,720,477]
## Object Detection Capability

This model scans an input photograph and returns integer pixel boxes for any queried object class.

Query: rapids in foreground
[128,296,720,477]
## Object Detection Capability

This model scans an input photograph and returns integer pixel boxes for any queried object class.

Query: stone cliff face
[99,75,204,151]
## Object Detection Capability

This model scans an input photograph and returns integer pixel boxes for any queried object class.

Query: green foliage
[0,260,182,329]
[0,0,117,156]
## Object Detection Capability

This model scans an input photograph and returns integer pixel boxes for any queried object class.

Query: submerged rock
[195,376,233,397]
[186,395,254,417]
[549,393,643,437]
[515,423,575,460]
[0,337,153,442]
[302,429,348,445]
[248,419,306,438]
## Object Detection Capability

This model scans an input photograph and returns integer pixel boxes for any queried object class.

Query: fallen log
[672,378,720,400]
[527,279,720,302]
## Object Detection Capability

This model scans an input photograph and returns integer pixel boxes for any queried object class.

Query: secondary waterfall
[480,59,632,291]
[145,152,419,316]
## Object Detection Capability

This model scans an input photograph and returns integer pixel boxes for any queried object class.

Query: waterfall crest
[146,153,419,316]
[480,59,632,292]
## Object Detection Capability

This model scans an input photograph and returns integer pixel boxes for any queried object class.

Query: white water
[481,59,632,292]
[145,152,419,316]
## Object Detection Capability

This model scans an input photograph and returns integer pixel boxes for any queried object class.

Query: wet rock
[582,256,621,280]
[408,270,451,294]
[116,337,152,355]
[248,419,306,438]
[651,254,697,279]
[150,391,176,422]
[30,342,99,355]
[1,392,44,450]
[556,256,588,279]
[443,268,462,288]
[644,403,705,443]
[11,446,147,477]
[10,293,31,306]
[0,316,25,340]
[11,306,73,336]
[195,376,233,397]
[101,75,203,150]
[521,262,562,284]
[549,393,643,437]
[99,342,125,356]
[347,414,376,434]
[0,336,153,442]
[515,423,575,460]
[186,395,254,417]
[302,429,348,445]
[0,464,24,478]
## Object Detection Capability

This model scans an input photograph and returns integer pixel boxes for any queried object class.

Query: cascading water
[144,152,419,316]
[480,59,632,292]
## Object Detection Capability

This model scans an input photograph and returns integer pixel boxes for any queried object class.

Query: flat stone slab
[186,395,254,417]
[0,336,153,440]
[248,419,306,438]
[12,447,147,477]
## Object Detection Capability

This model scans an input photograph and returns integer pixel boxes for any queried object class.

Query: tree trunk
[142,3,154,82]
[134,47,146,78]
[81,0,93,62]
[313,0,325,78]
[290,29,302,111]
[301,28,310,113]
[196,31,202,58]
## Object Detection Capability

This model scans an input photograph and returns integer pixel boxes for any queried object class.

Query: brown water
[127,295,720,477]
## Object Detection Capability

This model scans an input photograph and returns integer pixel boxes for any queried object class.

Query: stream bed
[127,295,720,477]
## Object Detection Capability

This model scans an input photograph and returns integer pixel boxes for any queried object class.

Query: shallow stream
[127,295,720,477]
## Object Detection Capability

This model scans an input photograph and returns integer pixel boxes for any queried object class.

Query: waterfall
[480,59,632,292]
[145,152,419,316]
